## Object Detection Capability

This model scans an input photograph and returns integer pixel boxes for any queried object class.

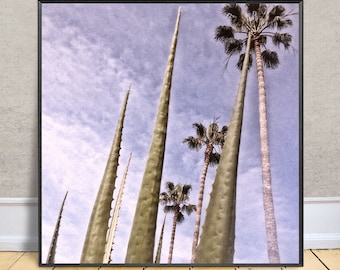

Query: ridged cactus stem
[195,32,252,264]
[46,191,68,264]
[81,86,131,263]
[103,153,132,263]
[125,7,181,264]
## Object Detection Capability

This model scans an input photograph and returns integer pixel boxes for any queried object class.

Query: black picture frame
[39,0,303,267]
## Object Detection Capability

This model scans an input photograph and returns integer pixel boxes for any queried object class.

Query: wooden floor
[1,250,339,269]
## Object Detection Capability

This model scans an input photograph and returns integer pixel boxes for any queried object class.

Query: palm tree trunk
[195,32,252,264]
[103,153,132,263]
[168,206,179,264]
[46,191,68,264]
[81,87,130,263]
[191,143,213,262]
[154,215,166,263]
[125,8,181,264]
[253,38,280,264]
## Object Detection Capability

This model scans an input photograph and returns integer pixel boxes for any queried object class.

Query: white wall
[0,198,38,251]
[304,197,340,249]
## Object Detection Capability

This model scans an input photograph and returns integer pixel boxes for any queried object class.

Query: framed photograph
[39,0,303,267]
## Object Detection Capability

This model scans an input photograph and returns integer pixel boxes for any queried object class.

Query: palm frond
[281,18,293,29]
[223,3,242,18]
[222,4,244,30]
[262,50,279,69]
[268,5,286,23]
[209,152,221,166]
[245,3,259,16]
[183,136,202,151]
[275,18,293,30]
[165,181,175,192]
[159,192,171,204]
[236,52,253,71]
[176,212,185,224]
[181,204,196,215]
[214,124,228,144]
[164,205,176,213]
[182,184,192,196]
[272,32,292,50]
[160,192,168,197]
[257,4,268,19]
[267,5,292,30]
[193,123,206,138]
[224,38,244,55]
[221,125,228,135]
[174,183,182,197]
[215,25,235,43]
[208,122,219,140]
[259,35,267,46]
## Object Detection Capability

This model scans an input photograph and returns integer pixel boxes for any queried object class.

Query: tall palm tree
[125,7,181,264]
[214,3,296,263]
[159,182,196,264]
[195,32,252,264]
[81,86,130,263]
[183,120,227,262]
[154,215,166,264]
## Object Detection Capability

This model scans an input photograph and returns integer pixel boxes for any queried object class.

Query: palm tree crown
[183,120,228,262]
[159,182,196,263]
[215,3,295,70]
[183,120,228,165]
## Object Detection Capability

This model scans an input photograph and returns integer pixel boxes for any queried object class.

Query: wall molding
[0,197,38,206]
[0,197,38,251]
[304,197,340,249]
[0,197,339,251]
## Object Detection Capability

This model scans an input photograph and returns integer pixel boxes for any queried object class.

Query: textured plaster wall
[303,0,340,197]
[0,0,38,197]
[0,0,339,198]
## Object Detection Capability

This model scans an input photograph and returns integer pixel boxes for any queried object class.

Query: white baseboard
[0,197,339,251]
[304,197,340,249]
[0,198,38,251]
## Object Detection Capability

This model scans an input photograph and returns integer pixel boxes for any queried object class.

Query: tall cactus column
[125,7,181,264]
[81,86,130,263]
[103,153,132,263]
[46,191,68,264]
[195,32,252,264]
